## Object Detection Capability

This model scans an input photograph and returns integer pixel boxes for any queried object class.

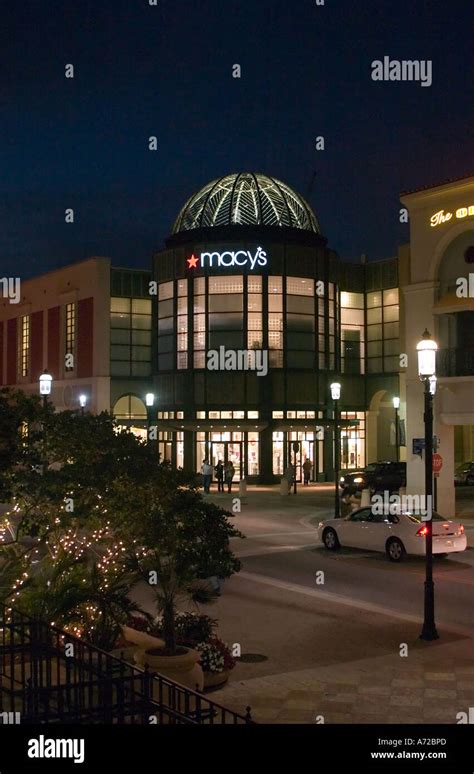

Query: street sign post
[433,453,443,477]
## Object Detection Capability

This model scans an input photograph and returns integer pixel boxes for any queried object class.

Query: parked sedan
[454,462,474,486]
[318,507,466,562]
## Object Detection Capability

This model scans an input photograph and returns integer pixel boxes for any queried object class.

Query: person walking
[284,462,295,494]
[302,458,312,486]
[224,461,235,493]
[201,459,213,493]
[214,460,224,492]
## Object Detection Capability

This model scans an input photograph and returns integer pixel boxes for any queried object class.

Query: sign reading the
[430,205,474,228]
[187,246,268,270]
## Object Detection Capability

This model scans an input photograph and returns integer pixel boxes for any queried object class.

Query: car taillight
[416,526,428,537]
[459,525,465,534]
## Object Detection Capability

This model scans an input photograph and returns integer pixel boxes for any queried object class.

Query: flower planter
[134,645,204,692]
[203,668,231,690]
[121,625,165,650]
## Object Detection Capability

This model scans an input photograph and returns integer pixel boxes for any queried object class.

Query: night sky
[1,0,473,279]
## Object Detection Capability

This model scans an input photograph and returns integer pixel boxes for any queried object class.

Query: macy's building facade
[2,171,473,495]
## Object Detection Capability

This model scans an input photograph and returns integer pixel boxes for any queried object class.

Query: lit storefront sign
[430,205,474,227]
[187,246,268,270]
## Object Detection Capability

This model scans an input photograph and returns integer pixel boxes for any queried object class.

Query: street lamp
[330,382,341,518]
[393,396,400,462]
[416,329,439,642]
[39,369,53,408]
[145,392,157,451]
[79,394,87,414]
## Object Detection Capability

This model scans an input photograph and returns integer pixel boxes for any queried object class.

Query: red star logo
[187,254,199,268]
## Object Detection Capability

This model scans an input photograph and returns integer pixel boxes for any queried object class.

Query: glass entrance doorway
[210,441,243,481]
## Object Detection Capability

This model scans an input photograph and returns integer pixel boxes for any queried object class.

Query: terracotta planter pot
[121,625,165,649]
[134,646,204,692]
[203,668,231,690]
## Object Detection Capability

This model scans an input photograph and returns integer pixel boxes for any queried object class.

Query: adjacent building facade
[2,171,472,495]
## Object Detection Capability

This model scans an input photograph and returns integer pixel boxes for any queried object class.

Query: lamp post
[39,369,53,408]
[79,394,87,415]
[145,392,156,451]
[393,396,400,462]
[330,382,341,518]
[417,329,439,642]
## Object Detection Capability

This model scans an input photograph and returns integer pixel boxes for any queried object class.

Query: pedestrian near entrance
[201,459,213,493]
[214,460,224,492]
[224,461,235,493]
[302,458,312,486]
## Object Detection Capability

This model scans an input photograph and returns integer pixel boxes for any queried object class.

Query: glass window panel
[248,332,263,348]
[158,299,173,318]
[111,345,130,360]
[248,295,262,311]
[193,296,205,314]
[177,297,187,314]
[268,277,282,293]
[132,314,151,330]
[367,307,382,324]
[110,298,130,313]
[367,358,383,372]
[208,294,243,312]
[318,317,325,333]
[111,361,131,376]
[209,276,243,293]
[367,324,382,341]
[194,314,206,332]
[383,322,399,338]
[384,339,399,355]
[366,292,382,308]
[132,299,151,314]
[158,353,173,370]
[383,305,399,322]
[177,316,187,333]
[384,355,399,371]
[268,314,283,331]
[383,288,399,305]
[132,330,152,345]
[269,331,283,348]
[248,313,262,330]
[247,411,259,419]
[111,312,130,329]
[268,295,283,311]
[328,318,335,335]
[177,279,187,297]
[340,292,364,309]
[157,335,173,353]
[286,332,314,350]
[269,351,283,367]
[208,313,243,331]
[367,341,383,356]
[111,329,129,344]
[287,314,314,332]
[194,352,205,368]
[286,277,314,296]
[158,317,173,334]
[209,332,243,349]
[159,282,173,300]
[194,332,206,349]
[247,276,262,293]
[341,308,364,326]
[318,335,325,351]
[177,333,187,351]
[194,277,205,294]
[287,296,314,314]
[287,351,314,368]
[132,346,151,361]
[177,352,188,369]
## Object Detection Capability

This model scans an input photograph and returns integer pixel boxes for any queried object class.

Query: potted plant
[195,637,236,689]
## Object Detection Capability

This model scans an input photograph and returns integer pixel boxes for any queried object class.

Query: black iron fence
[438,347,474,377]
[0,605,253,725]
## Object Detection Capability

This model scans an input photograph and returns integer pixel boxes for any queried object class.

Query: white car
[318,507,467,562]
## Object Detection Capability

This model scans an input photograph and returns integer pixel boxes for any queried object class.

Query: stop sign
[433,453,443,474]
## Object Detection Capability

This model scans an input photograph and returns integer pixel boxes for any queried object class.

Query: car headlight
[339,477,345,484]
[353,477,363,483]
[318,521,325,528]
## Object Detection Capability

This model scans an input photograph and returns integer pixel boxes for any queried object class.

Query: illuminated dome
[172,173,320,234]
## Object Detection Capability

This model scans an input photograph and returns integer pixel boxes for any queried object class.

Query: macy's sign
[187,246,267,270]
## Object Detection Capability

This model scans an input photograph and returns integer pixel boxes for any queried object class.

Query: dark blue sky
[1,0,472,278]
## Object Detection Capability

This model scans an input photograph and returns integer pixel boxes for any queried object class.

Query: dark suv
[340,461,406,494]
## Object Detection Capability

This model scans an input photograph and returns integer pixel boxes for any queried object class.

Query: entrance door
[210,442,243,481]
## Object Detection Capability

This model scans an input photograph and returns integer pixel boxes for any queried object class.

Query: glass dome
[172,173,320,234]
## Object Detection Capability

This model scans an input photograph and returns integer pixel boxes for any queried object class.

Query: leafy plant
[196,638,236,674]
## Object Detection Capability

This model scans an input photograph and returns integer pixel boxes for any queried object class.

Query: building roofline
[400,173,474,198]
[18,256,111,286]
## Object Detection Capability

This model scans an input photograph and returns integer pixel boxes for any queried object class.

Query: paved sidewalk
[212,574,474,724]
